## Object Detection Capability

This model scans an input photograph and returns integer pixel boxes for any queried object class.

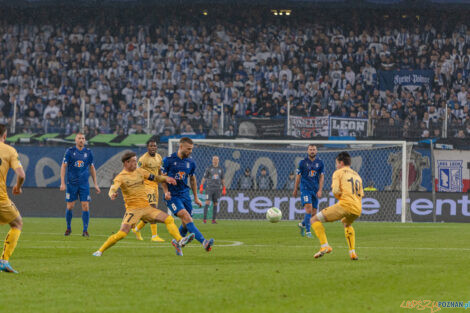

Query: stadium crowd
[0,8,469,139]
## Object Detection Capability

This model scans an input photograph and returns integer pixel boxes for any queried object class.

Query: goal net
[168,139,412,223]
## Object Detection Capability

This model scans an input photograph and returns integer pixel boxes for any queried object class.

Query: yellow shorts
[0,200,20,225]
[318,203,359,225]
[145,186,158,206]
[121,206,164,227]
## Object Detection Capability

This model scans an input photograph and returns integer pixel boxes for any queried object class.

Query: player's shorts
[66,183,91,202]
[0,200,20,225]
[166,196,192,217]
[317,203,360,225]
[145,186,158,206]
[206,189,221,203]
[121,206,165,227]
[300,190,319,208]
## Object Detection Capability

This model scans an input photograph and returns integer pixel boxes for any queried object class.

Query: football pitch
[0,218,468,313]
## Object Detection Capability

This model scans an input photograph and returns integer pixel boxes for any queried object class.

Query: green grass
[0,218,468,313]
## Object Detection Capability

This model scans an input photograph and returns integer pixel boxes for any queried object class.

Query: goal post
[168,139,410,223]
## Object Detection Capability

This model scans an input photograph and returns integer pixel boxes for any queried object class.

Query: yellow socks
[312,221,329,247]
[135,221,145,231]
[344,225,355,252]
[98,231,127,253]
[164,216,182,241]
[150,224,157,237]
[1,228,21,261]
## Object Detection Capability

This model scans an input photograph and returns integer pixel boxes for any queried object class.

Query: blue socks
[82,210,90,232]
[185,222,205,243]
[304,213,312,233]
[66,209,73,229]
[179,224,188,237]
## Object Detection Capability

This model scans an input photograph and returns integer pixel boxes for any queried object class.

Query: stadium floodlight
[169,139,411,223]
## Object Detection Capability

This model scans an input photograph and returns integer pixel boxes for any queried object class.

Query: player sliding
[131,138,166,242]
[92,152,195,257]
[294,144,324,238]
[162,137,214,251]
[311,152,363,260]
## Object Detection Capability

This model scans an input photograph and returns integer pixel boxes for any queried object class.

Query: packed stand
[0,8,469,139]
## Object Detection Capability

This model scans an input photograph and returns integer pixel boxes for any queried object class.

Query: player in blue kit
[293,144,324,238]
[161,137,214,252]
[60,133,100,237]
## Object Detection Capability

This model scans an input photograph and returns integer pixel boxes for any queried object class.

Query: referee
[199,156,226,224]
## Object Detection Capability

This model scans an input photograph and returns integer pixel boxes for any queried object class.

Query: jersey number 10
[347,177,361,195]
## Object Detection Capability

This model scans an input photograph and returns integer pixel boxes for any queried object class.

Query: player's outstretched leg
[344,224,358,260]
[311,214,332,259]
[178,211,214,252]
[93,228,128,256]
[0,217,23,273]
[132,221,145,241]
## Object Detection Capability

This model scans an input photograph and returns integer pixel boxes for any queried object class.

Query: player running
[311,151,363,260]
[92,152,195,257]
[199,156,226,224]
[131,138,165,242]
[0,124,25,273]
[293,144,324,238]
[60,133,100,237]
[162,137,214,251]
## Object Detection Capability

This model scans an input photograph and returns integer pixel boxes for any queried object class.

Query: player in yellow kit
[92,152,195,257]
[311,151,363,260]
[0,124,26,273]
[131,139,165,242]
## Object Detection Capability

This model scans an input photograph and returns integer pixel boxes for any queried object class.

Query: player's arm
[10,150,25,195]
[60,149,70,191]
[293,167,301,197]
[143,168,176,185]
[190,174,202,207]
[331,171,341,199]
[160,158,172,200]
[108,177,121,200]
[317,173,324,198]
[90,164,101,194]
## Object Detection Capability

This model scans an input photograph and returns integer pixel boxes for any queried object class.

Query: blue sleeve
[161,157,169,175]
[63,149,71,164]
[319,161,324,175]
[296,160,303,175]
[88,150,94,166]
[189,160,196,176]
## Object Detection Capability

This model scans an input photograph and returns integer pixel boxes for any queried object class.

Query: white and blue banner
[378,70,434,92]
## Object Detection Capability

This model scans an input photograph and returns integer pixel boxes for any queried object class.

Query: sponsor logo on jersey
[74,160,85,168]
[175,171,186,180]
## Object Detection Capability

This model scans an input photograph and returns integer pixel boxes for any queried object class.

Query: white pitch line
[19,240,244,248]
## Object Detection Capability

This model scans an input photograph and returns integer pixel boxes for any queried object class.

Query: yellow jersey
[0,142,22,202]
[138,152,162,192]
[331,166,363,216]
[109,167,167,211]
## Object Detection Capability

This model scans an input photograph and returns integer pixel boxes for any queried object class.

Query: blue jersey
[296,157,324,192]
[63,146,94,185]
[161,152,196,197]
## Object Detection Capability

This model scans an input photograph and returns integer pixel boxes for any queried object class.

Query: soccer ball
[266,207,282,223]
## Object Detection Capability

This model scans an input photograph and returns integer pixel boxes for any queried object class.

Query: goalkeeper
[199,156,226,224]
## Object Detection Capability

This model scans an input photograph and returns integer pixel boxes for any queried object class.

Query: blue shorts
[166,196,193,216]
[66,183,91,202]
[300,191,318,208]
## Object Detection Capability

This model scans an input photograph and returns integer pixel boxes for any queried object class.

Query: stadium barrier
[14,188,470,222]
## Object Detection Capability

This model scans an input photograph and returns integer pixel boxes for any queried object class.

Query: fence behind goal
[169,140,410,223]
